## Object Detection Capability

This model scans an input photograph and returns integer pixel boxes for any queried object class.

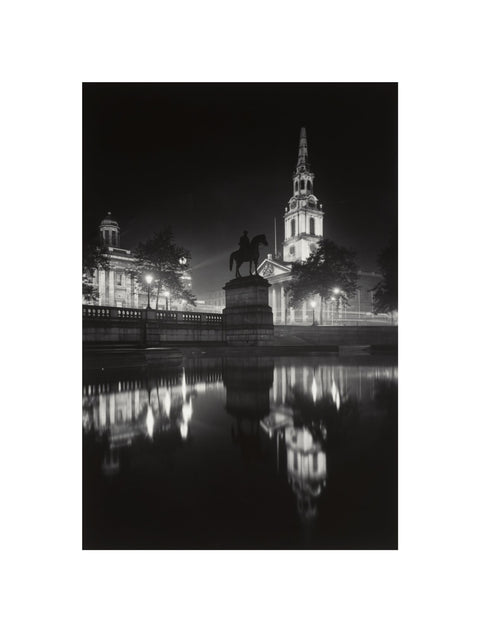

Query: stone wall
[83,306,224,346]
[274,325,398,347]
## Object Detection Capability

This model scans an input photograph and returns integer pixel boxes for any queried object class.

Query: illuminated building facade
[84,212,192,309]
[257,128,386,325]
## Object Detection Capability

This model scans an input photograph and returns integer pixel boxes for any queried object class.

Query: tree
[372,231,397,314]
[82,225,110,302]
[286,238,359,325]
[134,228,196,309]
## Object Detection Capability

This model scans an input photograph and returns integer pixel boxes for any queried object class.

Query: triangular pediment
[257,258,292,278]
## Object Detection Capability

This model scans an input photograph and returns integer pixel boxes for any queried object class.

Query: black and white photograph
[82,83,398,549]
[3,2,479,631]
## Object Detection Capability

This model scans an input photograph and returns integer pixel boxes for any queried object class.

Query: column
[108,270,115,306]
[289,306,295,324]
[280,285,286,324]
[271,285,277,324]
[133,278,139,308]
[126,272,132,307]
[98,269,106,305]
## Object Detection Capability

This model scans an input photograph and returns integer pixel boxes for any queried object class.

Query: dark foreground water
[83,354,397,549]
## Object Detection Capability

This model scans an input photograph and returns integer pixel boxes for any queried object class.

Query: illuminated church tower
[283,128,324,263]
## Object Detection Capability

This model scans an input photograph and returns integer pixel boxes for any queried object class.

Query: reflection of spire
[180,398,192,440]
[285,427,326,521]
[311,376,317,403]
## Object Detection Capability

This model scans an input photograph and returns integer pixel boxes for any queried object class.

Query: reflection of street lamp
[164,290,170,311]
[145,274,153,309]
[310,300,316,326]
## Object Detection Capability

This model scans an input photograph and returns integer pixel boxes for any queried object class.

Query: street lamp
[331,288,341,324]
[145,274,153,309]
[164,290,170,311]
[310,300,316,326]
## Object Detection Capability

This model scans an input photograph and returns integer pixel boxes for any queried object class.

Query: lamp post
[310,300,316,326]
[145,274,153,310]
[164,290,170,311]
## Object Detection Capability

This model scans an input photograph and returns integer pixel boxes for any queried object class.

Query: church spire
[296,127,310,172]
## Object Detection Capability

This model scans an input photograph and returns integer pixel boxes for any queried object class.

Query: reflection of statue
[229,233,268,278]
[224,357,274,460]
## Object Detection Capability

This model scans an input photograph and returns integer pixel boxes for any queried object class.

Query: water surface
[83,354,397,549]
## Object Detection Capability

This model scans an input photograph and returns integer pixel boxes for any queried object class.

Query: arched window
[307,180,312,191]
[291,219,296,237]
[310,217,315,235]
[300,179,305,190]
[112,231,117,246]
[294,180,298,192]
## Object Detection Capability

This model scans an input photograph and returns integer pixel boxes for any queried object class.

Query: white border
[2,2,479,631]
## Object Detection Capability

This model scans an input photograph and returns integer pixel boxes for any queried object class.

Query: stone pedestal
[223,276,274,346]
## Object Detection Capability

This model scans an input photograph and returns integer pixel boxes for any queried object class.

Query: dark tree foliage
[82,225,110,301]
[134,228,196,308]
[372,231,398,314]
[286,238,359,323]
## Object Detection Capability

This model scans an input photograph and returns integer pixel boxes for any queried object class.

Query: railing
[83,305,224,325]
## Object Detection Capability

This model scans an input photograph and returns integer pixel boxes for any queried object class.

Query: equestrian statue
[229,231,268,278]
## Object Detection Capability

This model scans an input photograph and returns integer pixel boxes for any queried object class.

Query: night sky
[83,83,397,295]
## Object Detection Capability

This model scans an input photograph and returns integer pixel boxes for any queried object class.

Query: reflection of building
[257,128,385,325]
[285,427,326,520]
[82,367,216,474]
[84,212,192,309]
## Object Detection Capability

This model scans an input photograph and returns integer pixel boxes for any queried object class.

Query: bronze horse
[229,234,268,278]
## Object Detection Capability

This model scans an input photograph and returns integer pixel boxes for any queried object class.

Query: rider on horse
[239,231,250,258]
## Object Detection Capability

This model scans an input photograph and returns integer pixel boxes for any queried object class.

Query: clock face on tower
[290,199,297,210]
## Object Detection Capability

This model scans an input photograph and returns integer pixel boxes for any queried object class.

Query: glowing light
[179,256,187,265]
[145,274,153,285]
[146,405,154,438]
[164,390,171,417]
[310,300,316,307]
[180,398,193,440]
[331,379,341,410]
[182,399,193,424]
[333,287,340,295]
[182,369,187,401]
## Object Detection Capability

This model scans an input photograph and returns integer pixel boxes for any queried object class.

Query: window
[310,217,315,235]
[112,231,117,246]
[289,246,295,256]
[294,180,298,192]
[116,272,123,286]
[300,179,305,190]
[313,452,318,472]
[307,180,312,191]
[291,218,296,237]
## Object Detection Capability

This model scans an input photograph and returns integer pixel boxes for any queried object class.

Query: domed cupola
[99,212,120,247]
